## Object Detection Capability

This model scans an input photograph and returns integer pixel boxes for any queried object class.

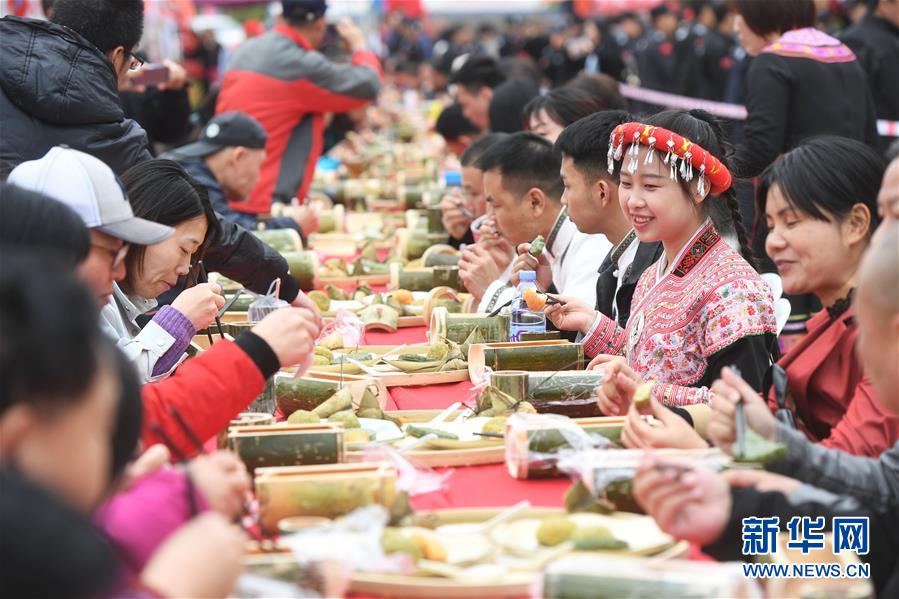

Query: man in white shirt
[460,132,612,314]
[554,111,663,329]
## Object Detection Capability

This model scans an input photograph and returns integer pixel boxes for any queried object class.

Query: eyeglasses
[128,53,144,72]
[92,242,130,269]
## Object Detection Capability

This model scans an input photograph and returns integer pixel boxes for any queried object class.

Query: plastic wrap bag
[557,447,729,511]
[281,505,415,578]
[248,278,289,323]
[504,412,614,480]
[360,443,452,496]
[535,555,762,599]
[316,309,364,348]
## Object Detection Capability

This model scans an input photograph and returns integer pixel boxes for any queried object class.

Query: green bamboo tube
[432,266,463,291]
[429,307,510,344]
[405,233,432,260]
[281,251,318,291]
[527,371,605,418]
[423,251,460,267]
[252,229,303,253]
[398,186,435,209]
[394,268,436,292]
[483,344,584,373]
[230,427,343,475]
[274,377,342,416]
[426,206,444,234]
[225,294,255,313]
[490,371,528,401]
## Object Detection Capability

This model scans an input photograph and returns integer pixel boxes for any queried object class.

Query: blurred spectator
[840,0,899,143]
[488,77,540,133]
[568,73,628,110]
[119,57,193,153]
[523,86,613,143]
[435,103,481,157]
[451,54,506,130]
[693,0,738,100]
[636,4,701,99]
[183,28,221,97]
[216,0,381,230]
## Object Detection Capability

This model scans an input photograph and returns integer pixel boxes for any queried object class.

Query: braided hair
[642,109,756,267]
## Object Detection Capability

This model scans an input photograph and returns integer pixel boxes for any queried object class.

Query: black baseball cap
[281,0,327,23]
[170,112,268,159]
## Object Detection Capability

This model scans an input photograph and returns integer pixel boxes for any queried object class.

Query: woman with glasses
[100,159,224,383]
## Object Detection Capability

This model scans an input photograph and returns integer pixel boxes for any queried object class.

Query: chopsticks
[731,365,747,458]
[197,261,226,341]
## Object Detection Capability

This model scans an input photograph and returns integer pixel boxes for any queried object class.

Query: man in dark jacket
[0,1,304,303]
[0,2,151,173]
[164,112,305,234]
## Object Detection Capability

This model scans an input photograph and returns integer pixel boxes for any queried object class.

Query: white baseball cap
[8,146,173,245]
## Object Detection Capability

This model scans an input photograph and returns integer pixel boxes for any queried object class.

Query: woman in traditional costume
[626,137,899,458]
[547,110,778,414]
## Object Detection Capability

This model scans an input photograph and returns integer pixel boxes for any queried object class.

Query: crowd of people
[1,0,898,596]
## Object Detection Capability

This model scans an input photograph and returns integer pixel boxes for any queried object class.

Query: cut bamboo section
[421,244,460,267]
[489,371,529,401]
[273,373,388,417]
[468,341,582,381]
[390,262,464,292]
[217,412,275,449]
[360,304,400,333]
[527,371,606,418]
[255,462,397,534]
[229,423,345,474]
[421,286,466,323]
[316,204,345,233]
[429,308,511,344]
[253,228,304,252]
[282,250,318,291]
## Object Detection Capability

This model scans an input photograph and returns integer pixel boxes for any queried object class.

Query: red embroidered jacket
[216,25,382,215]
[583,220,778,406]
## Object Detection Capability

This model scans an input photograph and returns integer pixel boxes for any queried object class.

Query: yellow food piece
[287,410,320,424]
[381,529,423,560]
[481,417,507,435]
[319,331,343,350]
[311,355,330,366]
[523,287,547,311]
[536,516,577,547]
[633,382,654,412]
[344,429,372,443]
[393,289,414,305]
[409,533,447,562]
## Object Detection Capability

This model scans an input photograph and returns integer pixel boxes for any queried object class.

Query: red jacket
[216,25,382,215]
[141,340,266,459]
[768,306,899,457]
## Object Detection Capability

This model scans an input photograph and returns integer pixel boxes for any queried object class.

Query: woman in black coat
[731,0,879,179]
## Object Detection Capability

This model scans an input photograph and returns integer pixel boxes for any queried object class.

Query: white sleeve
[555,233,611,309]
[98,303,176,384]
[477,281,516,314]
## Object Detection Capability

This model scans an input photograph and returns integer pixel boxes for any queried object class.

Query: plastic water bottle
[509,270,546,342]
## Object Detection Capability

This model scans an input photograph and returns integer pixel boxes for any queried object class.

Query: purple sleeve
[95,468,209,577]
[150,305,195,377]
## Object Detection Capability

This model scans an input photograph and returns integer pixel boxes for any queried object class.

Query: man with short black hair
[450,55,506,130]
[434,103,481,158]
[216,0,382,234]
[554,110,663,328]
[0,0,152,172]
[460,132,611,313]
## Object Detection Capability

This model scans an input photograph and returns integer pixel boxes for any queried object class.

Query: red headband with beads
[607,122,733,196]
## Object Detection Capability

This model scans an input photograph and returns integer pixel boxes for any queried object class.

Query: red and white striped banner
[618,83,898,137]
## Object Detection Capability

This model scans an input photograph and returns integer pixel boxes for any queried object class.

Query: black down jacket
[0,16,152,174]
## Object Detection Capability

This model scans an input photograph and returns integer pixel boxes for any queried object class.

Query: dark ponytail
[643,109,756,267]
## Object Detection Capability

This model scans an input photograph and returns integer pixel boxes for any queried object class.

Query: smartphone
[131,64,169,87]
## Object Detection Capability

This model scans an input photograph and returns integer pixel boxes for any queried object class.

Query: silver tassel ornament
[644,135,657,165]
[697,163,707,197]
[663,137,675,166]
[680,150,694,181]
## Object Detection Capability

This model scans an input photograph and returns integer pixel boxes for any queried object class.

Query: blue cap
[520,270,536,282]
[444,170,462,186]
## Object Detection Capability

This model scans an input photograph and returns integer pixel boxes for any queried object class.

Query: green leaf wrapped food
[529,235,545,257]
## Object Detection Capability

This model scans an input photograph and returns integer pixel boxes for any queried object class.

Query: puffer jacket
[0,16,151,174]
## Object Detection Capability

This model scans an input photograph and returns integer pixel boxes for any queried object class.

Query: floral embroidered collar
[762,27,855,64]
[671,219,721,278]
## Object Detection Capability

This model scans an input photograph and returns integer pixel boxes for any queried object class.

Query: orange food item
[393,289,414,305]
[523,287,547,311]
[409,533,448,561]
